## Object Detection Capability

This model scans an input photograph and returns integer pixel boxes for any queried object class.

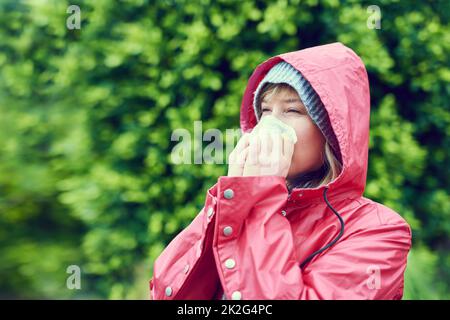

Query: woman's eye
[261,108,271,113]
[287,109,301,113]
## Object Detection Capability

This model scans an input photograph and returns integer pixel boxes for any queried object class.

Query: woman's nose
[270,107,283,118]
[269,109,286,122]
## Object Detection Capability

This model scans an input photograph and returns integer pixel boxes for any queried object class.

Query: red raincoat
[150,42,412,300]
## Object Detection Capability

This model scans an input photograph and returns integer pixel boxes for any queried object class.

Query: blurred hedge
[0,0,448,299]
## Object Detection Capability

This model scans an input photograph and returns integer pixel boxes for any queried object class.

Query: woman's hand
[227,133,251,177]
[227,131,294,178]
[243,131,294,177]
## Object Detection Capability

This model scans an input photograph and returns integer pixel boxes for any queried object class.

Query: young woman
[150,42,412,300]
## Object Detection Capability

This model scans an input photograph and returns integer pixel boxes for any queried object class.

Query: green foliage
[0,0,448,299]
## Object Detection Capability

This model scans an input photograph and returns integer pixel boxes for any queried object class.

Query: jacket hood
[240,42,370,202]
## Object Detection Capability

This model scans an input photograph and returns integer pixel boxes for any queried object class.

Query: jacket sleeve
[213,175,412,300]
[150,182,221,300]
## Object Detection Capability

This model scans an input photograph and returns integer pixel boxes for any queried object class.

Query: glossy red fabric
[150,42,412,300]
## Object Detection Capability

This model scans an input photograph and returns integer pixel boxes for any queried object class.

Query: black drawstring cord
[299,187,345,270]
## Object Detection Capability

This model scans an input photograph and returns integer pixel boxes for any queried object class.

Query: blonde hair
[255,83,342,190]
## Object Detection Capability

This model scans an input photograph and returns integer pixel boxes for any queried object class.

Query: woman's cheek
[287,138,307,176]
[288,124,325,175]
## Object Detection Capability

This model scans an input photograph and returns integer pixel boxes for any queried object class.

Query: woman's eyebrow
[261,98,302,103]
[282,98,302,103]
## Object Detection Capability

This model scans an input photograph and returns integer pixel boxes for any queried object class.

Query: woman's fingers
[259,130,271,155]
[236,146,249,167]
[227,133,251,176]
[247,133,260,165]
[271,132,283,161]
[242,131,294,177]
[229,132,250,165]
[234,132,251,154]
[230,129,294,177]
[282,133,295,160]
[257,131,270,167]
[228,147,249,176]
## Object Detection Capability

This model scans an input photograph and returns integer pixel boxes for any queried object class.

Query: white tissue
[251,115,297,144]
